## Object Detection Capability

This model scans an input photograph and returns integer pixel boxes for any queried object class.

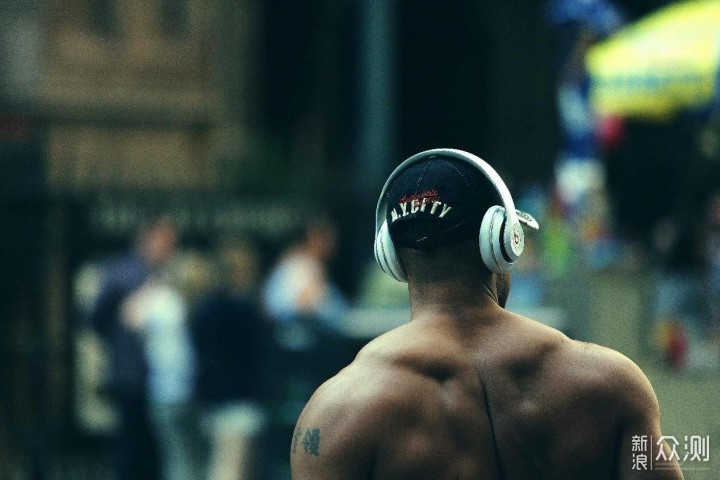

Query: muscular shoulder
[507,313,654,401]
[291,343,433,478]
[297,333,442,423]
[500,315,659,422]
[555,339,659,418]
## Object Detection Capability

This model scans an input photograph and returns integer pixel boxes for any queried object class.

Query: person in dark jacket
[191,241,267,480]
[90,217,178,480]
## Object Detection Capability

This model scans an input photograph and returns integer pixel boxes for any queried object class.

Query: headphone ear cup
[374,221,407,282]
[480,205,512,274]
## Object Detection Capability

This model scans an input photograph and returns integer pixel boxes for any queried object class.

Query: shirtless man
[291,149,683,479]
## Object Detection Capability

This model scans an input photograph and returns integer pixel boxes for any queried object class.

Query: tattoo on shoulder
[291,426,321,456]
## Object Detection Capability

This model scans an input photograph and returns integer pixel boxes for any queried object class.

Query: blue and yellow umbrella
[586,0,720,119]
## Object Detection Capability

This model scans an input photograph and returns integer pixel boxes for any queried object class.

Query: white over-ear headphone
[374,148,537,282]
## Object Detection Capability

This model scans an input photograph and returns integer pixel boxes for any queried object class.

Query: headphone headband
[375,148,520,239]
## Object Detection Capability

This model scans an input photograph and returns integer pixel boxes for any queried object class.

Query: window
[87,0,117,36]
[158,0,189,38]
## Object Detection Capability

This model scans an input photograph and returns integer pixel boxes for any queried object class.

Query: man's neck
[407,278,501,320]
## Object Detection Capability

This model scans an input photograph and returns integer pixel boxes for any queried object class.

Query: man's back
[291,307,683,479]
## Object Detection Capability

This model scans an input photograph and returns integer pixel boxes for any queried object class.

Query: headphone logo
[510,223,525,257]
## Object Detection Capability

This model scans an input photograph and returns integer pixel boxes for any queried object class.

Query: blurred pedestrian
[123,251,210,480]
[651,216,705,369]
[89,216,177,480]
[705,192,720,337]
[262,217,347,337]
[191,241,267,480]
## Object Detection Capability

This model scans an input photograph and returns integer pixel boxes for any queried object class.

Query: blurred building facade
[0,0,268,475]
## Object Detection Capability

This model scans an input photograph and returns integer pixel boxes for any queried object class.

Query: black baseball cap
[386,155,503,250]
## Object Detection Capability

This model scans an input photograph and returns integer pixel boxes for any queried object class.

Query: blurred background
[1,0,719,478]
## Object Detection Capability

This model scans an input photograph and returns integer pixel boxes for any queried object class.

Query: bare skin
[291,242,683,479]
